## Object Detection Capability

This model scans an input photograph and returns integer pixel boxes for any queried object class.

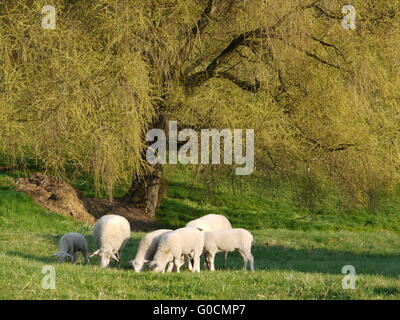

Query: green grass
[1,171,400,299]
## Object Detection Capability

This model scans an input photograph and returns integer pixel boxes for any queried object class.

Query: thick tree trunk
[125,110,166,216]
[124,102,167,216]
[125,163,163,217]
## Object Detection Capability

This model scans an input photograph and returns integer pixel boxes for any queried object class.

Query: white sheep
[148,227,204,273]
[128,229,173,272]
[90,214,131,268]
[185,214,232,232]
[185,214,232,269]
[52,232,88,264]
[203,228,254,271]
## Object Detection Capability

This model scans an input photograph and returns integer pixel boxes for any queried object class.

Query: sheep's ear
[111,253,119,262]
[196,227,204,232]
[89,250,100,258]
[149,262,159,270]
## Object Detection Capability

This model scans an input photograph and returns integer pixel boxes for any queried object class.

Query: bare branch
[294,126,356,153]
[312,5,342,20]
[184,1,328,88]
[191,0,220,37]
[214,72,261,93]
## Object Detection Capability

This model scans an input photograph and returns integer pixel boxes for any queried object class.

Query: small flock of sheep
[52,213,254,272]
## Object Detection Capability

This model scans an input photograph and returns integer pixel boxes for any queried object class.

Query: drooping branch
[293,125,357,153]
[309,35,347,61]
[305,136,356,153]
[280,39,340,69]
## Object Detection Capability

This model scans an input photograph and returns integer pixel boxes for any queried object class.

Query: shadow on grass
[373,287,400,296]
[6,251,57,264]
[6,240,400,277]
[6,235,141,268]
[248,244,400,278]
[157,198,214,228]
[157,197,269,230]
[167,181,206,201]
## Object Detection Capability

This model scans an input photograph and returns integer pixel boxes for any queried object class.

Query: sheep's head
[149,248,172,272]
[129,259,150,273]
[52,252,73,263]
[148,261,164,273]
[90,248,119,268]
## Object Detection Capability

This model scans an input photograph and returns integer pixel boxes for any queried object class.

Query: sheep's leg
[248,253,254,271]
[204,253,213,270]
[179,255,186,270]
[238,250,248,270]
[83,248,88,265]
[72,253,77,264]
[185,256,193,271]
[192,253,201,272]
[244,248,254,271]
[203,254,209,270]
[173,257,181,273]
[223,252,229,269]
[116,251,122,268]
[190,251,200,272]
[68,250,76,263]
[166,261,174,272]
[209,252,216,271]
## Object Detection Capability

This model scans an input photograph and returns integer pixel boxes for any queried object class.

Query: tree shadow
[246,244,400,278]
[157,198,215,228]
[6,234,142,268]
[6,234,400,277]
[6,251,57,264]
[373,287,400,296]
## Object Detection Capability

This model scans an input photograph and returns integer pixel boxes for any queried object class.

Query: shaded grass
[157,169,400,232]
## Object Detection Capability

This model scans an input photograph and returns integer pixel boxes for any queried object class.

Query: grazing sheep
[128,229,173,272]
[148,227,204,273]
[52,232,88,264]
[203,228,254,271]
[185,214,232,269]
[90,214,131,268]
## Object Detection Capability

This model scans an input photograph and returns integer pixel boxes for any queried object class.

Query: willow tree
[1,0,399,215]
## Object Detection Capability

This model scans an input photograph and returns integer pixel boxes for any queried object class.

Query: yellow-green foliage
[0,0,154,195]
[0,0,399,204]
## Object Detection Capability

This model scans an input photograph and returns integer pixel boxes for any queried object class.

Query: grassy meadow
[1,170,400,300]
